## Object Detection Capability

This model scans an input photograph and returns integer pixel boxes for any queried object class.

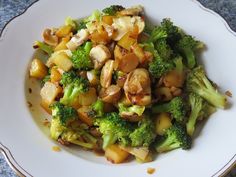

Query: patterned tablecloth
[0,0,236,176]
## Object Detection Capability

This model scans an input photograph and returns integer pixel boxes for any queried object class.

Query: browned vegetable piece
[40,82,62,113]
[105,144,130,164]
[54,35,71,51]
[118,31,137,50]
[100,60,114,88]
[155,87,173,101]
[50,67,61,83]
[118,5,144,16]
[55,25,72,38]
[43,28,58,46]
[102,15,114,25]
[78,87,97,106]
[124,68,151,106]
[118,53,139,73]
[100,85,121,104]
[120,113,143,122]
[155,113,172,135]
[77,106,93,126]
[89,26,111,44]
[30,58,48,79]
[163,70,185,88]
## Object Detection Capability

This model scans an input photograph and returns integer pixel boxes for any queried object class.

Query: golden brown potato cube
[53,52,73,71]
[77,106,93,126]
[54,36,70,51]
[155,113,172,135]
[78,87,97,106]
[30,58,48,79]
[55,25,72,38]
[102,15,114,25]
[105,144,130,164]
[40,99,52,114]
[40,82,62,106]
[118,32,137,50]
[50,67,62,83]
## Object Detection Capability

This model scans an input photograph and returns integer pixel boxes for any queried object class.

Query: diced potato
[30,58,48,79]
[77,106,93,126]
[90,29,110,44]
[50,67,61,83]
[55,25,72,38]
[102,15,114,25]
[52,51,73,71]
[40,82,62,106]
[118,32,137,50]
[163,70,185,88]
[155,113,172,135]
[155,87,172,101]
[54,36,70,51]
[40,99,52,114]
[78,87,97,106]
[136,152,153,163]
[105,144,130,164]
[118,52,139,73]
[131,43,145,63]
[120,146,149,161]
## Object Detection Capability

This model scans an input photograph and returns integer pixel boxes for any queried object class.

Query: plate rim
[0,0,235,176]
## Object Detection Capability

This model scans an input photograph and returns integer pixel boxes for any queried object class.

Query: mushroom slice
[100,60,114,88]
[66,29,89,51]
[43,28,59,47]
[124,68,151,94]
[118,5,144,16]
[99,85,121,104]
[90,45,111,69]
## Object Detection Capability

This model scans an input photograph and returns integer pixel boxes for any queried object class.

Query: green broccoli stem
[102,133,117,149]
[34,41,53,55]
[69,139,94,149]
[183,48,195,69]
[195,77,226,109]
[156,137,181,153]
[152,103,170,114]
[186,105,202,136]
[82,131,97,144]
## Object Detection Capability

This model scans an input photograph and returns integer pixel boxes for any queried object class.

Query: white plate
[0,0,236,176]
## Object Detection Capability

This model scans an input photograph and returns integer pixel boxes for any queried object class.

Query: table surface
[0,0,236,176]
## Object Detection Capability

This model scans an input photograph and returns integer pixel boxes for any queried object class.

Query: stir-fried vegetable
[29,5,228,164]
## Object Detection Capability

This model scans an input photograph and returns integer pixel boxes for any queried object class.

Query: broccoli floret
[94,112,134,149]
[60,71,89,106]
[173,56,184,73]
[186,93,216,136]
[88,99,104,118]
[71,42,93,70]
[155,39,173,60]
[160,18,182,46]
[186,66,227,109]
[50,102,77,126]
[155,123,191,153]
[102,5,124,15]
[129,118,156,147]
[50,102,96,149]
[152,97,186,122]
[149,55,174,78]
[176,35,204,69]
[33,41,53,55]
[118,103,145,117]
[148,26,168,43]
